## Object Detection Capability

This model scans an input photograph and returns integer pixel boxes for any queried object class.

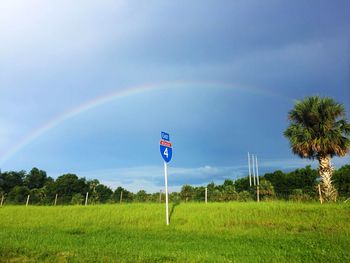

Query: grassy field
[0,202,349,262]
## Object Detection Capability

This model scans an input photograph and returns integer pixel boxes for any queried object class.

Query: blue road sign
[160,132,172,163]
[160,144,172,163]
[161,131,170,141]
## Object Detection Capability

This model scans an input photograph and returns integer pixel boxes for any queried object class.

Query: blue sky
[0,0,349,192]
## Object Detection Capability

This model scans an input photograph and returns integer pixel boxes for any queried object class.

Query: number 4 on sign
[164,148,168,158]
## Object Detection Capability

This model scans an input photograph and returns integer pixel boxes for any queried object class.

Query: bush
[238,191,253,202]
[71,193,84,205]
[289,189,312,202]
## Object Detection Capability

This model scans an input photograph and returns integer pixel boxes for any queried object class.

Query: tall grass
[0,202,349,262]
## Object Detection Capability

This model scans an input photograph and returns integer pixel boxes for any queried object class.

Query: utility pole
[255,155,260,186]
[248,152,252,187]
[252,154,256,186]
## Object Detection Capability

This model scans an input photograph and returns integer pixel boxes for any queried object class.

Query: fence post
[26,195,30,207]
[120,191,123,204]
[85,192,89,206]
[54,193,58,206]
[205,187,208,204]
[257,186,260,202]
[0,195,4,206]
[318,184,323,204]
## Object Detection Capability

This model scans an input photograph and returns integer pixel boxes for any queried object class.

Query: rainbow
[0,81,290,165]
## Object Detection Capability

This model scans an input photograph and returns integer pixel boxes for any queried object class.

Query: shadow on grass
[169,201,180,223]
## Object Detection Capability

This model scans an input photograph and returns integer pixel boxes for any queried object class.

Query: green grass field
[0,202,349,262]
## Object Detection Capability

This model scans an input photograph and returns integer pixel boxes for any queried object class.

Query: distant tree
[238,191,252,202]
[24,168,48,189]
[135,190,147,202]
[95,184,113,203]
[113,187,133,203]
[223,179,234,187]
[54,174,88,204]
[289,189,312,202]
[264,167,318,198]
[8,186,30,203]
[210,189,223,202]
[0,171,25,193]
[333,164,350,198]
[29,187,47,204]
[169,192,181,203]
[284,96,350,201]
[234,177,250,193]
[263,170,288,198]
[180,185,194,202]
[71,193,84,205]
[194,186,205,202]
[258,179,275,200]
[87,179,100,204]
[206,182,215,192]
[44,179,57,204]
[287,166,318,196]
[222,185,238,201]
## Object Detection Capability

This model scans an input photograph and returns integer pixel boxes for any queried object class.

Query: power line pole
[248,152,252,187]
[252,154,256,186]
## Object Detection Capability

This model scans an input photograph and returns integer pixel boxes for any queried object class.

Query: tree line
[0,164,349,205]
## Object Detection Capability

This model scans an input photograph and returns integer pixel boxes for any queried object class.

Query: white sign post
[160,131,172,226]
[164,162,169,225]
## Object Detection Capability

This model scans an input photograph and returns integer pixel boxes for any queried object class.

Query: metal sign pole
[255,155,260,202]
[160,131,172,226]
[164,161,169,226]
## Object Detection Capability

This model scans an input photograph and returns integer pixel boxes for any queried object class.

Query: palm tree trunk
[318,155,337,201]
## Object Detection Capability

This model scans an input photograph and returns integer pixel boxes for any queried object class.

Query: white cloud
[73,165,245,192]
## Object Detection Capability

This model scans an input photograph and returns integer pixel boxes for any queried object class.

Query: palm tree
[284,96,350,201]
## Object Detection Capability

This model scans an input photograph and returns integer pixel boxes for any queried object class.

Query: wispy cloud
[73,165,241,192]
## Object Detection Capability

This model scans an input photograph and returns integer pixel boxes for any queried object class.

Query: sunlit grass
[0,202,349,262]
